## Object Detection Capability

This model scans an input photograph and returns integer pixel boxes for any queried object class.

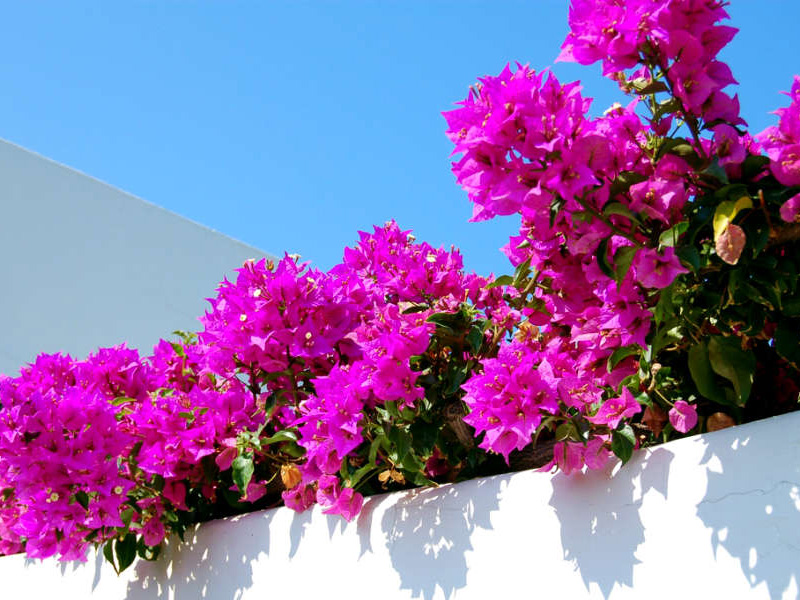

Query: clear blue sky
[1,1,797,277]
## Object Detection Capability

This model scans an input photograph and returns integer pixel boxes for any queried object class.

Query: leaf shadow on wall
[548,446,674,598]
[379,477,501,600]
[122,510,276,600]
[695,424,800,599]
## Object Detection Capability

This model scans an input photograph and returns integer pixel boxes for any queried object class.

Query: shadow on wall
[695,425,800,599]
[123,510,276,600]
[549,446,674,598]
[379,477,501,600]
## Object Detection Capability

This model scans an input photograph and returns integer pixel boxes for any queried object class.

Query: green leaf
[401,303,431,314]
[676,246,701,273]
[687,341,726,404]
[114,533,138,573]
[774,320,800,366]
[110,396,135,406]
[466,325,484,354]
[136,538,161,562]
[653,97,681,120]
[550,196,566,227]
[426,311,460,334]
[103,540,116,572]
[387,426,411,463]
[348,465,378,490]
[713,196,753,241]
[702,158,729,184]
[411,471,438,487]
[609,171,648,197]
[658,221,689,248]
[512,257,532,287]
[261,430,298,446]
[368,433,385,466]
[632,78,669,95]
[613,246,638,287]
[120,507,135,527]
[603,202,639,222]
[658,138,703,167]
[611,425,636,464]
[74,490,90,510]
[607,346,641,373]
[596,238,614,279]
[707,336,756,405]
[742,154,770,180]
[231,455,255,494]
[485,275,513,289]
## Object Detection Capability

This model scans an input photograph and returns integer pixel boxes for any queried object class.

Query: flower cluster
[2,0,799,572]
[757,76,800,221]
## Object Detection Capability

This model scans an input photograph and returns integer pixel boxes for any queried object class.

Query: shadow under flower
[123,510,275,600]
[380,477,501,600]
[548,447,674,598]
[695,416,800,598]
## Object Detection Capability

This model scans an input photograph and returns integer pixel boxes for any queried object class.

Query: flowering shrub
[1,0,799,572]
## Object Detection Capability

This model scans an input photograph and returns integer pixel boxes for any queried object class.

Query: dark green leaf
[775,321,800,366]
[687,341,726,404]
[466,325,484,354]
[401,304,431,314]
[632,78,669,95]
[658,222,689,248]
[742,154,770,180]
[74,490,90,510]
[609,171,648,197]
[702,158,729,184]
[387,426,411,463]
[114,533,138,573]
[103,541,116,572]
[596,238,614,279]
[231,455,254,494]
[348,464,378,490]
[607,346,641,373]
[676,246,701,273]
[261,430,298,446]
[512,257,532,287]
[611,426,636,464]
[613,246,638,287]
[707,336,756,405]
[136,539,161,562]
[485,275,513,289]
[603,202,638,221]
[653,97,681,120]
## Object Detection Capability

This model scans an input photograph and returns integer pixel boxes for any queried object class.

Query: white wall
[0,140,273,375]
[2,411,798,599]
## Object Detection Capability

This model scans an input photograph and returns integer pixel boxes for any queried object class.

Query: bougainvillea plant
[1,0,798,572]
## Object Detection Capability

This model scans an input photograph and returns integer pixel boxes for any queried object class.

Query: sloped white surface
[0,139,272,376]
[2,412,799,599]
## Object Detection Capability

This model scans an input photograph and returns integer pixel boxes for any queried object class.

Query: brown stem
[769,223,800,246]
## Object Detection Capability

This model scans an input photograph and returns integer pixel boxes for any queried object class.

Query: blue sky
[1,1,797,277]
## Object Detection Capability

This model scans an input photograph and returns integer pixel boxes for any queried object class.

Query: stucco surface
[1,412,798,600]
[0,139,272,376]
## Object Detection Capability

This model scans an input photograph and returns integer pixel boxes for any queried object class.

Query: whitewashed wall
[0,139,273,376]
[1,412,798,599]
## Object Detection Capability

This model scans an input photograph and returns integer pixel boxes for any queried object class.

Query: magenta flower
[669,401,698,433]
[590,387,641,429]
[633,247,688,289]
[780,193,800,223]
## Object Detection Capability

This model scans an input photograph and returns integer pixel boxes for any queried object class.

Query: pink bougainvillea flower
[590,387,641,429]
[780,193,800,223]
[669,400,698,433]
[633,247,689,289]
